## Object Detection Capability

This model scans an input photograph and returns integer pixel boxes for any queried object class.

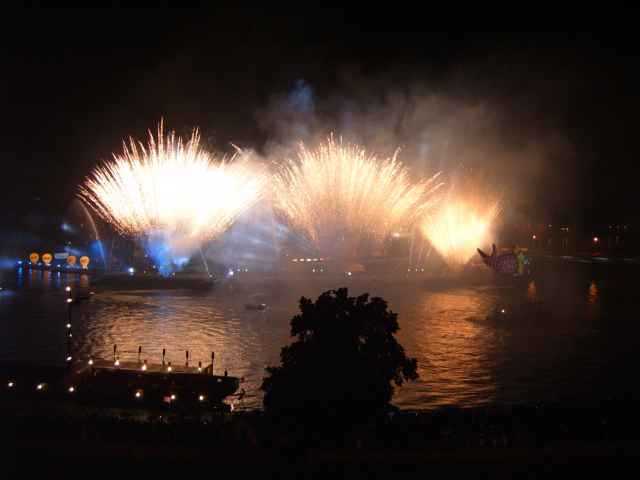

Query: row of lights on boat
[6,381,75,393]
[6,381,206,403]
[105,359,204,373]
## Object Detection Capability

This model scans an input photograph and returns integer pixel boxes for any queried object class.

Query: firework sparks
[79,122,264,269]
[273,136,442,257]
[421,196,500,268]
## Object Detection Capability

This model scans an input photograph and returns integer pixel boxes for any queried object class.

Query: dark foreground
[5,399,640,477]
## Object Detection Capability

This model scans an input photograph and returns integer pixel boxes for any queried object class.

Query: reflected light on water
[588,280,599,304]
[394,288,499,409]
[3,266,631,411]
[527,280,537,301]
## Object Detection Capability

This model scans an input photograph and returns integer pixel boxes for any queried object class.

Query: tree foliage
[262,288,418,419]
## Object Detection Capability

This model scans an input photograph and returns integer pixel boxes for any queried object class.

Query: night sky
[2,9,639,231]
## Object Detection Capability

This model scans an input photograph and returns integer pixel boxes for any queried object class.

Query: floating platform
[0,360,239,410]
[92,272,215,291]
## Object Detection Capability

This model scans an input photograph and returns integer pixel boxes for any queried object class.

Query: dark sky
[2,8,639,228]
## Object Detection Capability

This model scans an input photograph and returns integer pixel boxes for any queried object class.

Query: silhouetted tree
[261,288,418,421]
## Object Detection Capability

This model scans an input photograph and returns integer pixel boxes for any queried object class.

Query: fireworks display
[79,123,265,272]
[272,136,442,257]
[421,195,500,268]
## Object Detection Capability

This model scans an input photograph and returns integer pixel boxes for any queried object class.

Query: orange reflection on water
[42,270,51,288]
[527,280,537,301]
[79,274,90,289]
[77,291,268,384]
[588,280,599,304]
[396,288,498,409]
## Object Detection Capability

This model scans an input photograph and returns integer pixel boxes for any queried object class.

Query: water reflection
[527,280,537,301]
[3,265,639,410]
[393,288,499,409]
[588,280,599,304]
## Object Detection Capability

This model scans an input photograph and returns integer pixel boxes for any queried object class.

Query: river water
[1,260,638,410]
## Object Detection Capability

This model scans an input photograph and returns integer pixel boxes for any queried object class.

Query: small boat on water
[0,360,239,410]
[245,303,267,311]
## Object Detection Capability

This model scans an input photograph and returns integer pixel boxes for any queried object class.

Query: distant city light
[198,394,205,402]
[36,383,44,391]
[347,271,352,276]
[593,237,599,243]
[532,235,537,240]
[128,267,135,274]
[88,359,94,366]
[7,382,14,388]
[66,298,73,304]
[68,386,75,393]
[65,286,71,293]
[392,232,401,238]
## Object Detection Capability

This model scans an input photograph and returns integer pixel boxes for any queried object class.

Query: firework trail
[79,122,265,272]
[272,136,442,258]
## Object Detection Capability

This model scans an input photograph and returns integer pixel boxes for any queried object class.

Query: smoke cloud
[256,72,577,229]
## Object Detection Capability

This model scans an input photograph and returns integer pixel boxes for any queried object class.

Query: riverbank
[6,398,640,475]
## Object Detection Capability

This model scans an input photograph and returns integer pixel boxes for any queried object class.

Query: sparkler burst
[79,122,265,272]
[421,195,500,268]
[273,136,442,257]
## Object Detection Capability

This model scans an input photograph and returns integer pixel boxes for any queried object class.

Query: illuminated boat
[0,360,239,410]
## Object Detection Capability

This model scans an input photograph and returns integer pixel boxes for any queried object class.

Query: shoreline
[6,397,640,473]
